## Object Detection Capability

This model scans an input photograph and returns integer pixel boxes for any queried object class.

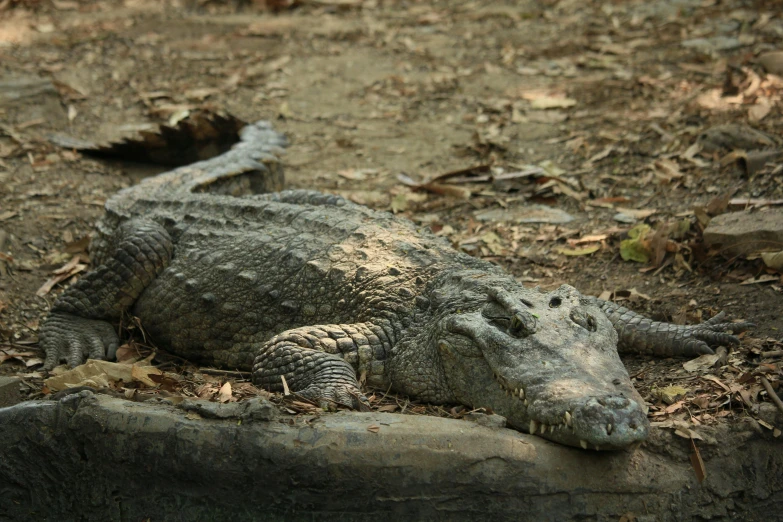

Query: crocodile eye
[482,297,536,337]
[549,296,562,308]
[570,309,598,332]
[587,315,597,331]
[490,317,511,330]
[482,301,506,319]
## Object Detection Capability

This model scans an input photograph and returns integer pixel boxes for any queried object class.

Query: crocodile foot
[40,312,119,370]
[675,311,755,355]
[296,383,371,412]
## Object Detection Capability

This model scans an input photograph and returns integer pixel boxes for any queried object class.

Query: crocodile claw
[40,312,119,370]
[296,383,370,411]
[676,313,755,356]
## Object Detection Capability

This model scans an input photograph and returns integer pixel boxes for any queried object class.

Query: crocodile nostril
[549,296,562,308]
[612,378,622,386]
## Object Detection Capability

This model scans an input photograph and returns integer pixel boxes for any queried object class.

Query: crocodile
[39,121,751,450]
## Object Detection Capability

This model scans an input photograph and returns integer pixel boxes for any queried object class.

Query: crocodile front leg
[588,297,753,357]
[252,322,393,410]
[40,219,173,369]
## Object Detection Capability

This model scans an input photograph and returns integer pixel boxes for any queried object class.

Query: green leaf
[391,193,408,213]
[620,223,652,263]
[556,245,600,256]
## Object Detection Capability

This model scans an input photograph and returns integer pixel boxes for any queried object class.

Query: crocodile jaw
[490,370,649,450]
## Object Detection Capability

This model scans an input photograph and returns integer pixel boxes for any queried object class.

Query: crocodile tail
[106,121,287,213]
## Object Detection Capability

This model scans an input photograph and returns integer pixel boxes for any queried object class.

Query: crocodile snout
[571,395,649,449]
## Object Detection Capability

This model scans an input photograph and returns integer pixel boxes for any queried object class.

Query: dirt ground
[1,0,782,446]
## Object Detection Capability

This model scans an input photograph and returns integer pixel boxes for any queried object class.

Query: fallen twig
[760,376,783,417]
[198,368,251,379]
[715,346,729,367]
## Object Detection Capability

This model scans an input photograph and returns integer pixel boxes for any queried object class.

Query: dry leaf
[683,354,722,372]
[652,158,683,182]
[656,385,689,405]
[616,208,657,219]
[748,101,772,123]
[758,419,775,430]
[0,350,37,365]
[569,234,608,245]
[218,381,232,403]
[761,251,783,271]
[43,360,160,392]
[690,439,706,483]
[587,146,614,163]
[479,232,505,256]
[528,95,577,110]
[337,168,377,181]
[701,374,731,393]
[36,263,88,296]
[556,245,600,256]
[739,275,778,285]
[53,255,85,275]
[422,182,471,199]
[130,364,163,387]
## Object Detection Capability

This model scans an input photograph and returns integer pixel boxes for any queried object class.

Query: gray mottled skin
[40,122,751,450]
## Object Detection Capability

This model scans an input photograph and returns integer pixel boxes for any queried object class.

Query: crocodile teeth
[595,445,600,451]
[580,440,588,450]
[523,399,528,406]
[549,424,555,434]
[606,423,613,435]
[539,423,547,434]
[519,388,525,399]
[564,411,572,427]
[529,420,539,434]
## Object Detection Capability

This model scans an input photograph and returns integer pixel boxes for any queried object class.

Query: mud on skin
[38,122,752,450]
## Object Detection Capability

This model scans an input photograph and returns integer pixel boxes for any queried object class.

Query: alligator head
[427,270,649,450]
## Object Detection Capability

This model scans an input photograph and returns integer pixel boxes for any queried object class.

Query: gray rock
[703,209,783,256]
[0,394,781,521]
[179,397,278,421]
[758,402,783,428]
[0,376,21,407]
